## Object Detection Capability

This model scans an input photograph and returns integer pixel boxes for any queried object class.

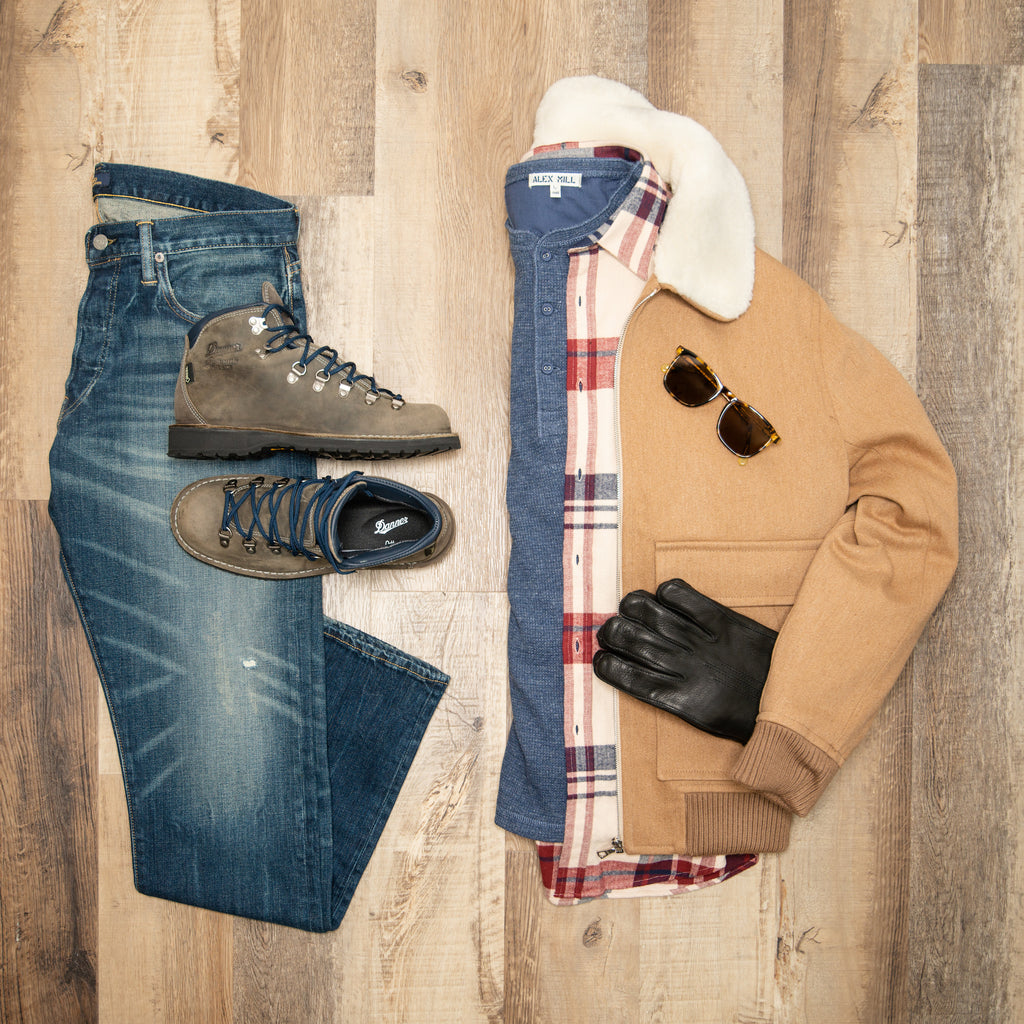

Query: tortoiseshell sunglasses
[662,347,780,463]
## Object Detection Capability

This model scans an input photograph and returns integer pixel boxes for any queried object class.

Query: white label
[528,171,582,198]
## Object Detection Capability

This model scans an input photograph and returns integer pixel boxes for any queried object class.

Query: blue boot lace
[259,304,405,408]
[219,472,364,573]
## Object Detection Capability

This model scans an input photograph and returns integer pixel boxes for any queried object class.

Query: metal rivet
[154,251,165,263]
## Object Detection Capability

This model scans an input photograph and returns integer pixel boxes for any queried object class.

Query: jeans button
[92,234,110,250]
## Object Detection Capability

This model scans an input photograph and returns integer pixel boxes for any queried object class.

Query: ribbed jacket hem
[686,791,792,853]
[731,720,841,817]
[623,790,792,855]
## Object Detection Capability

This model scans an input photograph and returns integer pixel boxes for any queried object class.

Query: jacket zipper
[610,285,660,846]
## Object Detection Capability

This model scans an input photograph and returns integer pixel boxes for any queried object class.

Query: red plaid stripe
[562,612,609,665]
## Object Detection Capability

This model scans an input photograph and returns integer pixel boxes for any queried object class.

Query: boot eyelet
[267,543,282,554]
[243,539,257,554]
[222,479,238,493]
[365,390,380,406]
[287,361,306,384]
[218,529,232,548]
[391,397,405,410]
[338,381,353,397]
[313,369,330,393]
[249,316,268,335]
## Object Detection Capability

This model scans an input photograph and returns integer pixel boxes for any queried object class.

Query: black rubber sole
[168,424,461,460]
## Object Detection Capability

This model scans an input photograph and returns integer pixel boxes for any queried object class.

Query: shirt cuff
[730,720,841,816]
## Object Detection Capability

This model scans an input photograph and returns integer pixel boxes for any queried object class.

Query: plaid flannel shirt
[524,144,757,903]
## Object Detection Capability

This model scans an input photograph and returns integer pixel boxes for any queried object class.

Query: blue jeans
[48,164,447,931]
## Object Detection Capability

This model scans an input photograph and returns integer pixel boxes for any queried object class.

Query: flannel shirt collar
[522,142,670,280]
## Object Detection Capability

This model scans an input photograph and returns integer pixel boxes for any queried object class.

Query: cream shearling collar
[531,76,755,321]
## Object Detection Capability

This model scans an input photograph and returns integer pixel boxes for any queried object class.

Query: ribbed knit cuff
[730,720,840,817]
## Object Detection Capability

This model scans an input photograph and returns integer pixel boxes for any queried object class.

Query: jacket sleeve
[730,298,958,815]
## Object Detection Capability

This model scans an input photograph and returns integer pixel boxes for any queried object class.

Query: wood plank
[919,0,1024,65]
[231,922,331,1024]
[913,63,1023,1024]
[556,10,785,1024]
[503,840,544,1024]
[0,0,21,500]
[781,2,919,1021]
[0,2,99,500]
[100,0,240,182]
[0,501,97,1023]
[648,0,784,256]
[79,3,244,1018]
[96,776,233,1024]
[239,0,374,195]
[328,592,506,1024]
[499,7,651,1022]
[789,0,919,376]
[785,0,919,377]
[525,879,645,1024]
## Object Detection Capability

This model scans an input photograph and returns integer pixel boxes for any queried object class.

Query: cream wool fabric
[531,76,959,856]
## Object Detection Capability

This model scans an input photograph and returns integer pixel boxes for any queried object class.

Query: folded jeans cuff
[730,719,840,816]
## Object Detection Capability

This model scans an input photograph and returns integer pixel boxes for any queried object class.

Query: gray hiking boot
[167,283,460,460]
[170,471,455,578]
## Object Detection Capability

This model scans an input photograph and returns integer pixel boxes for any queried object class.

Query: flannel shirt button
[541,303,554,315]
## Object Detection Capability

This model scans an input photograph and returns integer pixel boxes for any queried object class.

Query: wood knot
[582,918,604,947]
[401,70,428,92]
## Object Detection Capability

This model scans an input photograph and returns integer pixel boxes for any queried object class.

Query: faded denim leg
[48,165,446,931]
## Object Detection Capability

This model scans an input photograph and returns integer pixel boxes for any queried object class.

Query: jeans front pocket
[56,257,123,426]
[154,243,294,325]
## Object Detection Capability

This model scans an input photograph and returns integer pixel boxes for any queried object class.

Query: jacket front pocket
[651,537,819,782]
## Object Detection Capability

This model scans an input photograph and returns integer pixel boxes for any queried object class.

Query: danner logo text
[374,517,409,535]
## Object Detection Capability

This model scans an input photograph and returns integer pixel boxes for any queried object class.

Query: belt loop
[137,221,156,285]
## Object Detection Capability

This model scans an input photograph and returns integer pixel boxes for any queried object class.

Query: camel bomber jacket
[534,76,959,855]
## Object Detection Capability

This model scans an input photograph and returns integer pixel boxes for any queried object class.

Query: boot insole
[337,492,432,555]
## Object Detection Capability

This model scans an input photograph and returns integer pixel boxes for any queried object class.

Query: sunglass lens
[664,352,719,407]
[719,402,774,458]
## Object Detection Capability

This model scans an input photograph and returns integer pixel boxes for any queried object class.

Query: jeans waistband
[86,163,299,266]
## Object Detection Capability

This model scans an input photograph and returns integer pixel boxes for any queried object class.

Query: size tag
[528,171,582,198]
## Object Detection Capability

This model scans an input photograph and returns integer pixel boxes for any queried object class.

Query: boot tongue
[261,281,283,305]
[259,282,292,329]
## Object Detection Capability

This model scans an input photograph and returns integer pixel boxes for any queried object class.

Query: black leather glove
[593,578,778,744]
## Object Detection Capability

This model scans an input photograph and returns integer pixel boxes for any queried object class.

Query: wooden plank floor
[1,1,1021,1021]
